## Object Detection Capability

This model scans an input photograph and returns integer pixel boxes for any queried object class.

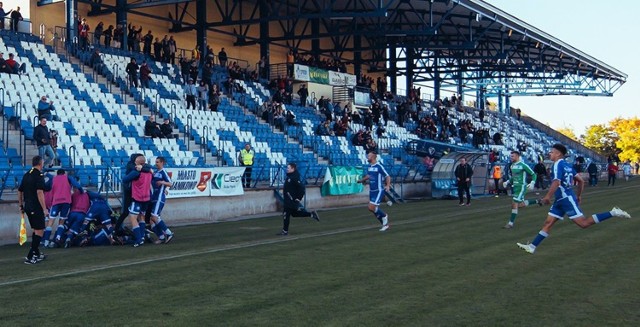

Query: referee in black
[277,163,320,236]
[18,156,48,264]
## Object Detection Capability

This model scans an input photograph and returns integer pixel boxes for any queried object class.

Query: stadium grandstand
[0,0,627,244]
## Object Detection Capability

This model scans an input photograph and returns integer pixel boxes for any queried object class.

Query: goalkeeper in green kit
[502,151,542,229]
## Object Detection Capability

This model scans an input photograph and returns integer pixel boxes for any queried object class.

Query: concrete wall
[0,182,429,245]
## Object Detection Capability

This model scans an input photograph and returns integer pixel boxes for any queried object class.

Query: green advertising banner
[321,166,364,196]
[309,67,330,84]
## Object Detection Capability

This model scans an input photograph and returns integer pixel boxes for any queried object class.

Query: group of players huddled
[41,153,174,248]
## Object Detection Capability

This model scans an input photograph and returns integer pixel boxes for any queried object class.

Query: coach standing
[18,156,48,264]
[455,157,473,206]
[238,143,254,188]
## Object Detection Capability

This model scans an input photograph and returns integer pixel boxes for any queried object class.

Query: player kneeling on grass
[358,151,391,232]
[122,155,154,247]
[502,151,542,229]
[516,144,631,254]
[149,156,174,243]
[277,162,319,236]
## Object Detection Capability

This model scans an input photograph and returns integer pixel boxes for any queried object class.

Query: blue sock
[532,231,548,247]
[132,226,142,243]
[43,227,52,244]
[374,208,386,220]
[592,211,613,223]
[156,219,168,233]
[152,224,163,238]
[55,225,66,241]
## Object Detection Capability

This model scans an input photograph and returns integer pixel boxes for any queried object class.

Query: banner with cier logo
[209,167,246,196]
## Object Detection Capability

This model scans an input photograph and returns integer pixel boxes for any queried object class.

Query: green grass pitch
[1,179,639,326]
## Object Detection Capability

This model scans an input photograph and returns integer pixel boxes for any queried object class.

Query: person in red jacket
[607,162,618,186]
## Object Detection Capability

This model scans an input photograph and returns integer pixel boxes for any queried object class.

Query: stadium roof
[65,0,627,97]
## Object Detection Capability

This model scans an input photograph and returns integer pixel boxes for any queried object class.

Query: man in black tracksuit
[277,163,320,236]
[454,157,474,206]
[18,156,48,264]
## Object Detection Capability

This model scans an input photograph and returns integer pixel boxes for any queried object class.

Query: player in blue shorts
[358,151,391,231]
[517,144,631,254]
[149,156,174,243]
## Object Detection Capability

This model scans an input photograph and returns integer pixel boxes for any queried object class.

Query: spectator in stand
[315,120,332,136]
[0,3,12,30]
[160,118,173,139]
[516,108,522,120]
[202,61,213,87]
[5,53,26,74]
[493,132,503,145]
[285,109,297,127]
[184,79,197,110]
[139,61,152,89]
[607,161,618,186]
[209,84,221,112]
[218,47,228,67]
[78,18,90,51]
[197,80,209,111]
[94,22,104,46]
[189,59,199,82]
[127,24,142,52]
[144,116,162,138]
[297,84,308,107]
[286,49,295,77]
[168,36,177,64]
[162,35,170,63]
[89,48,103,72]
[34,117,56,167]
[103,25,113,48]
[272,88,285,104]
[364,138,378,154]
[125,57,139,88]
[37,96,57,121]
[258,56,267,79]
[113,24,123,49]
[0,49,5,65]
[273,105,285,131]
[10,5,21,32]
[142,30,153,57]
[153,37,162,61]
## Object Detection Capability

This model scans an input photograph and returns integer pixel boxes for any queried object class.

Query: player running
[358,151,391,232]
[502,151,541,229]
[516,144,631,254]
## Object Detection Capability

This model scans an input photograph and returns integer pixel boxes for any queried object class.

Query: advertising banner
[329,71,357,87]
[165,168,212,199]
[209,167,247,196]
[293,64,310,81]
[321,166,364,196]
[309,67,330,84]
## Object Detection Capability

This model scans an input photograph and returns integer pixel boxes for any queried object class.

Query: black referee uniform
[278,163,319,235]
[18,156,48,264]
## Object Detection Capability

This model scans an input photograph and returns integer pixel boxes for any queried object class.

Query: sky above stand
[480,0,637,136]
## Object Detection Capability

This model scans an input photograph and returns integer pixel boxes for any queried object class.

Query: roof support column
[116,0,127,50]
[353,35,362,80]
[65,0,77,49]
[259,0,270,77]
[433,54,441,100]
[405,47,415,97]
[457,61,464,103]
[505,85,510,113]
[196,0,207,64]
[389,43,397,95]
[311,18,320,62]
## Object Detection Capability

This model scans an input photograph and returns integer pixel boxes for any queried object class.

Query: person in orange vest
[492,165,502,196]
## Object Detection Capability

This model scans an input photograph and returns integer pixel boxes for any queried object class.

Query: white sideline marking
[0,206,500,287]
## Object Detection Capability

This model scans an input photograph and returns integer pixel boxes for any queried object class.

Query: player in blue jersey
[149,156,174,243]
[358,151,391,231]
[517,144,631,254]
